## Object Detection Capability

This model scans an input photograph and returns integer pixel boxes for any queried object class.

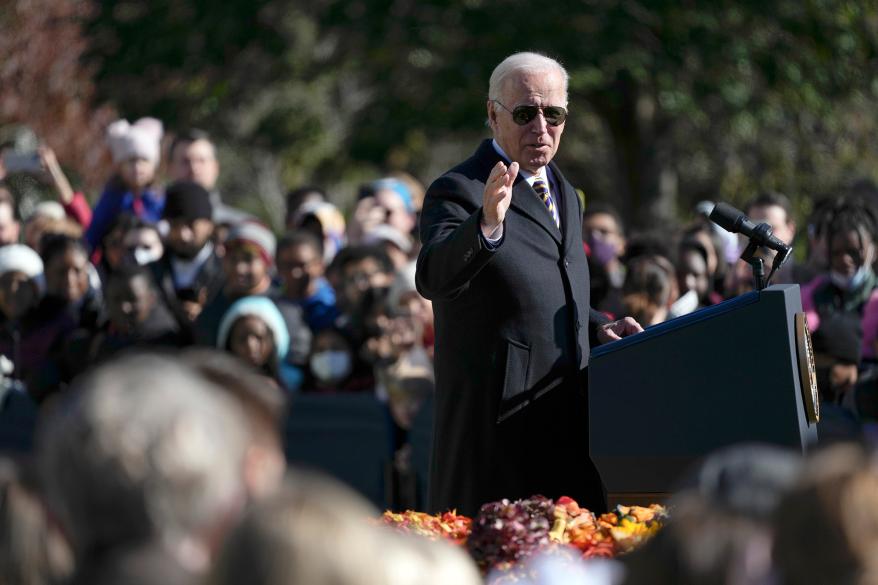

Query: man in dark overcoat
[416,52,641,516]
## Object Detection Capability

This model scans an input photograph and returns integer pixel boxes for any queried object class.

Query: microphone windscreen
[709,202,746,234]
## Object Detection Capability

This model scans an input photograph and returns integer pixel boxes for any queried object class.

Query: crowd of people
[1,104,878,584]
[583,188,878,443]
[0,121,436,435]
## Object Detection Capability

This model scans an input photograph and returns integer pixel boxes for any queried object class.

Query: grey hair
[39,353,248,556]
[209,472,482,585]
[488,52,569,105]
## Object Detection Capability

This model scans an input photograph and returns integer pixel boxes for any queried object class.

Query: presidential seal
[795,312,820,424]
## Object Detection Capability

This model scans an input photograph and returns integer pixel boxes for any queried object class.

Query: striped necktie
[533,178,560,229]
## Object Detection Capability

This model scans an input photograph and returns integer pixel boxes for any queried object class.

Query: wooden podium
[588,284,819,506]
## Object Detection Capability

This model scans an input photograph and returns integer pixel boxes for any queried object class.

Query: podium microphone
[708,202,791,254]
[709,201,792,290]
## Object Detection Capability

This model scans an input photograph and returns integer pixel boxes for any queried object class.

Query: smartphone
[2,151,42,174]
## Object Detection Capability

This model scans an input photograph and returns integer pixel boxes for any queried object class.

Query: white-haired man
[38,353,250,585]
[416,52,641,516]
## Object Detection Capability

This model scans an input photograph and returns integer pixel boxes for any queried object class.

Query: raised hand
[481,160,518,237]
[38,146,75,204]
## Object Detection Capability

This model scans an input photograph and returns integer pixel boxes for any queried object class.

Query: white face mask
[133,246,163,266]
[830,266,873,291]
[310,351,352,383]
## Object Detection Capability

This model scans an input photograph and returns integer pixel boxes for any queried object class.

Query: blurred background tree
[1,0,116,189]
[4,0,878,230]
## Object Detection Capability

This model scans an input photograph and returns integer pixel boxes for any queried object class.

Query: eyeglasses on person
[492,100,568,127]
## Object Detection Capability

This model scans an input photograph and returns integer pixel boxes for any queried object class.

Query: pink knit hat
[106,117,164,165]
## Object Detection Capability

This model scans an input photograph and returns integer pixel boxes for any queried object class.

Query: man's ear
[486,101,497,127]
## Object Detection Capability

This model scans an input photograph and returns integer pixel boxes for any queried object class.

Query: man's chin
[522,156,550,172]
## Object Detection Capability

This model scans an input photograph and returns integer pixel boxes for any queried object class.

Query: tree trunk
[588,71,677,232]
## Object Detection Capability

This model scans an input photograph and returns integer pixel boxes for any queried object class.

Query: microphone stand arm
[740,239,766,291]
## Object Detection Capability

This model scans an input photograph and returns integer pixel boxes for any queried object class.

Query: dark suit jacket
[416,139,608,516]
[150,250,224,342]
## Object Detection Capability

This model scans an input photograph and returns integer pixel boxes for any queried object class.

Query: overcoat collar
[472,139,578,250]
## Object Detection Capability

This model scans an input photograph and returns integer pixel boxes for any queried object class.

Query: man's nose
[531,110,549,133]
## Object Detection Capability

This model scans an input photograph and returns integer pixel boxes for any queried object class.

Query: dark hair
[824,197,878,253]
[107,263,156,291]
[277,230,324,259]
[101,213,148,245]
[678,239,710,272]
[623,231,673,266]
[327,244,394,281]
[744,191,793,223]
[621,255,674,327]
[169,128,214,160]
[285,186,326,220]
[39,234,88,267]
[583,202,626,237]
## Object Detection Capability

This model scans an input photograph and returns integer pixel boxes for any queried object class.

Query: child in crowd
[304,327,361,392]
[195,221,276,345]
[217,295,303,392]
[86,264,183,364]
[289,200,347,264]
[274,231,339,334]
[94,213,144,285]
[85,117,164,253]
[39,235,101,327]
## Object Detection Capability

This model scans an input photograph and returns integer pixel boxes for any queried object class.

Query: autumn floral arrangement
[380,495,666,575]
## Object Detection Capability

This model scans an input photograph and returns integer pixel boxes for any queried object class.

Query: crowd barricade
[283,393,395,508]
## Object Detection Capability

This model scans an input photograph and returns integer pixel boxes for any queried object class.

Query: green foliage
[84,0,878,226]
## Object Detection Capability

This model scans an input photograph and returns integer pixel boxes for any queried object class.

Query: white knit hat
[106,117,164,165]
[0,244,45,295]
[216,296,290,361]
[30,201,66,221]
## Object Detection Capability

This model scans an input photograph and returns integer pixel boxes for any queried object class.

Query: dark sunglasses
[493,100,568,126]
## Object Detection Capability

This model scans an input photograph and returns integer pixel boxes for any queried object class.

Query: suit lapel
[550,162,581,257]
[472,139,563,246]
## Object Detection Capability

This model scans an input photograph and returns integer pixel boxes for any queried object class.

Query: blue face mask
[830,266,873,291]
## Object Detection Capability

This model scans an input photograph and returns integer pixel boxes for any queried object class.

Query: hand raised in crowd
[596,316,644,345]
[364,314,419,364]
[38,146,75,205]
[480,160,518,238]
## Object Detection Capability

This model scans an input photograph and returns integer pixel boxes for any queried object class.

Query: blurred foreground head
[38,353,249,578]
[622,444,802,585]
[181,348,288,501]
[0,458,73,585]
[210,471,482,585]
[773,444,878,585]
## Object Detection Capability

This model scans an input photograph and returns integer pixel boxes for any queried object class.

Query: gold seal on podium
[795,313,820,424]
